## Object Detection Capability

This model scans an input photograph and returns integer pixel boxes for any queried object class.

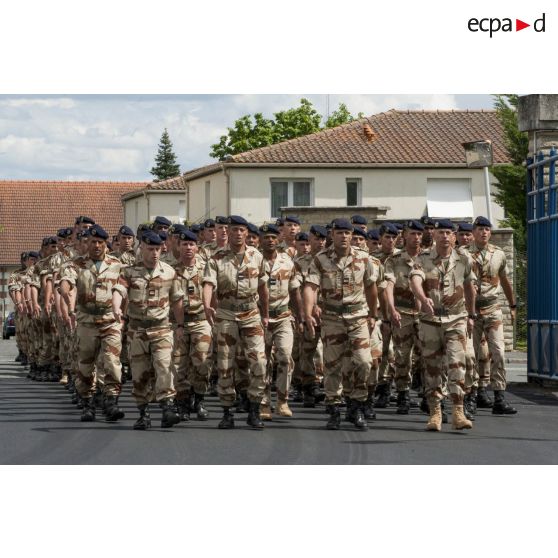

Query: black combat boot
[80,398,96,422]
[440,400,448,424]
[48,364,61,382]
[292,384,304,403]
[76,394,84,409]
[246,402,264,430]
[21,353,28,366]
[492,390,518,415]
[352,400,368,431]
[374,383,390,408]
[27,363,36,380]
[363,393,376,420]
[37,365,48,382]
[344,397,354,422]
[104,395,125,422]
[326,404,341,430]
[464,391,477,416]
[396,390,411,415]
[160,399,180,428]
[93,387,104,412]
[476,387,494,409]
[177,399,191,422]
[218,407,235,429]
[235,390,249,413]
[303,384,316,408]
[194,393,209,421]
[71,389,79,405]
[420,396,429,414]
[133,405,151,430]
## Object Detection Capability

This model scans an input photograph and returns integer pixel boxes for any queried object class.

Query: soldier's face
[155,225,169,234]
[229,225,247,248]
[79,238,89,254]
[284,222,300,239]
[423,226,434,243]
[395,233,405,248]
[367,239,380,252]
[296,240,311,255]
[261,234,278,252]
[141,243,162,267]
[434,228,453,249]
[404,230,422,249]
[204,228,217,243]
[354,224,367,233]
[179,240,198,261]
[88,239,105,260]
[216,224,228,242]
[473,226,491,244]
[457,231,473,246]
[351,235,366,249]
[119,234,134,251]
[332,229,352,250]
[310,234,325,253]
[381,234,396,252]
[246,234,259,248]
[46,244,58,256]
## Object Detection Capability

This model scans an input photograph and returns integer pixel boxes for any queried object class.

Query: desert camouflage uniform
[203,246,268,407]
[111,249,136,266]
[60,254,123,398]
[262,251,300,406]
[113,261,183,405]
[410,247,476,403]
[278,241,297,260]
[173,255,212,398]
[306,246,378,403]
[469,242,509,391]
[8,268,28,357]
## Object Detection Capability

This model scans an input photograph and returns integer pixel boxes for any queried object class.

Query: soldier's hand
[368,317,376,332]
[467,318,474,337]
[262,317,269,329]
[305,316,317,338]
[510,307,517,322]
[297,320,305,334]
[113,308,123,322]
[45,301,52,317]
[70,313,77,331]
[421,298,435,316]
[391,310,402,329]
[204,306,216,326]
[32,303,41,319]
[312,305,322,323]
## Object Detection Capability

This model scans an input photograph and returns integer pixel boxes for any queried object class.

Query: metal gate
[527,148,558,379]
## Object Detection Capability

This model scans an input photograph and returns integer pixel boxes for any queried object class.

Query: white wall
[187,171,227,223]
[124,193,185,230]
[227,166,505,225]
[124,195,148,231]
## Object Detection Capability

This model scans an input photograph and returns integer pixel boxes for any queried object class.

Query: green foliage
[210,98,362,160]
[150,128,181,181]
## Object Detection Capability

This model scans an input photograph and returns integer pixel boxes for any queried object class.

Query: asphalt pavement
[1,338,558,464]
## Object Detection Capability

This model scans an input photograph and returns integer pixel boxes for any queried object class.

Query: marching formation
[7,212,518,432]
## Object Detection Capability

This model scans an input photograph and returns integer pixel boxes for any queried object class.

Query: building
[184,109,511,225]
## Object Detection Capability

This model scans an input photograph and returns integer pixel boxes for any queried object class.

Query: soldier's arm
[258,282,269,325]
[499,274,515,309]
[409,272,434,315]
[30,285,41,318]
[365,282,378,329]
[384,281,401,328]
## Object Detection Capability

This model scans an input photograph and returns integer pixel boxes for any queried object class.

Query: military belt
[395,298,416,310]
[433,308,450,317]
[129,318,169,329]
[183,311,206,323]
[77,305,112,316]
[219,300,257,312]
[323,302,366,314]
[476,298,498,309]
[269,305,290,319]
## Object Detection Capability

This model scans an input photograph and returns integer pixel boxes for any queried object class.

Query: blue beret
[259,224,280,236]
[204,218,216,228]
[473,216,492,228]
[394,223,404,231]
[118,225,135,237]
[420,216,435,227]
[158,231,168,241]
[20,251,28,260]
[228,215,249,227]
[215,216,228,225]
[434,219,454,230]
[247,223,260,236]
[57,227,73,238]
[405,220,425,232]
[379,223,399,236]
[142,231,163,245]
[42,236,58,246]
[28,251,40,259]
[296,232,309,242]
[190,224,201,233]
[284,215,301,225]
[89,224,109,240]
[366,229,380,241]
[137,224,150,233]
[78,229,91,239]
[112,235,118,242]
[458,222,474,232]
[75,215,95,225]
[351,215,367,225]
[352,227,367,238]
[198,223,205,231]
[275,217,285,226]
[179,230,198,243]
[310,225,328,238]
[170,224,188,235]
[331,218,353,231]
[325,223,332,231]
[153,216,172,227]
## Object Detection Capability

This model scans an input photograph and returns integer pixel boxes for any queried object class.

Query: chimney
[363,123,376,142]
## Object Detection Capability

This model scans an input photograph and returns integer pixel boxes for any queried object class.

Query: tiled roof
[184,110,510,178]
[147,175,186,191]
[0,180,147,266]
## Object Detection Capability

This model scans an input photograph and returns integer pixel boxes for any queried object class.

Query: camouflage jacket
[59,253,122,326]
[161,251,179,267]
[305,246,379,320]
[110,249,136,266]
[203,245,268,322]
[8,267,26,293]
[384,250,421,315]
[263,251,300,322]
[409,247,476,323]
[278,241,297,260]
[113,261,183,326]
[373,248,400,290]
[174,255,206,318]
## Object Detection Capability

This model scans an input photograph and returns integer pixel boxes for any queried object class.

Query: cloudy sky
[0,94,493,181]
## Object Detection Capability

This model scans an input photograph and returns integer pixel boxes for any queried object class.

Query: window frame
[345,178,362,207]
[270,178,314,218]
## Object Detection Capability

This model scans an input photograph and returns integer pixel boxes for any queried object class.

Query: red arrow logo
[516,19,530,31]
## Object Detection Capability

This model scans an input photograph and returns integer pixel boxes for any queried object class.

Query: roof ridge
[0,179,148,184]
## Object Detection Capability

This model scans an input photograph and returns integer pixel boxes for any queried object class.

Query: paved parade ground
[1,338,557,465]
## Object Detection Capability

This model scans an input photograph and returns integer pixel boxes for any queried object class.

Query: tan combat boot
[426,398,442,431]
[260,403,273,421]
[59,371,69,385]
[452,404,473,430]
[277,400,293,417]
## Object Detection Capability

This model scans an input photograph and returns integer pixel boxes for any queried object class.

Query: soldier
[152,215,172,234]
[8,252,30,365]
[202,219,217,245]
[409,218,476,431]
[279,215,300,258]
[172,229,212,422]
[112,230,184,430]
[384,220,424,414]
[351,227,368,251]
[202,215,269,430]
[469,216,517,415]
[351,215,368,233]
[366,229,380,253]
[59,225,124,422]
[420,216,435,249]
[294,232,311,257]
[246,223,261,249]
[303,218,379,431]
[259,224,302,419]
[111,225,136,265]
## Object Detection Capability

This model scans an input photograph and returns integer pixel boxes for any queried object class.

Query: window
[270,179,312,217]
[205,181,211,218]
[346,178,361,206]
[178,200,186,221]
[426,178,473,218]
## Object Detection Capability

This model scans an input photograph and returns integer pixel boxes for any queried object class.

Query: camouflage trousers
[130,326,175,405]
[473,308,507,391]
[173,319,212,398]
[377,326,395,386]
[367,321,383,390]
[29,317,42,364]
[392,314,422,391]
[420,317,467,403]
[57,318,74,375]
[464,334,479,392]
[322,316,372,404]
[76,321,122,399]
[293,324,323,386]
[263,318,294,405]
[215,316,267,406]
[38,310,56,366]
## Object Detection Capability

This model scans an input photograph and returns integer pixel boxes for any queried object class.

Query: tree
[210,98,362,160]
[150,128,181,181]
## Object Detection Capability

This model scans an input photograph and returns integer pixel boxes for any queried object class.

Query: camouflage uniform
[113,260,183,405]
[306,246,378,404]
[203,246,268,407]
[8,268,27,358]
[60,254,123,398]
[410,247,476,404]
